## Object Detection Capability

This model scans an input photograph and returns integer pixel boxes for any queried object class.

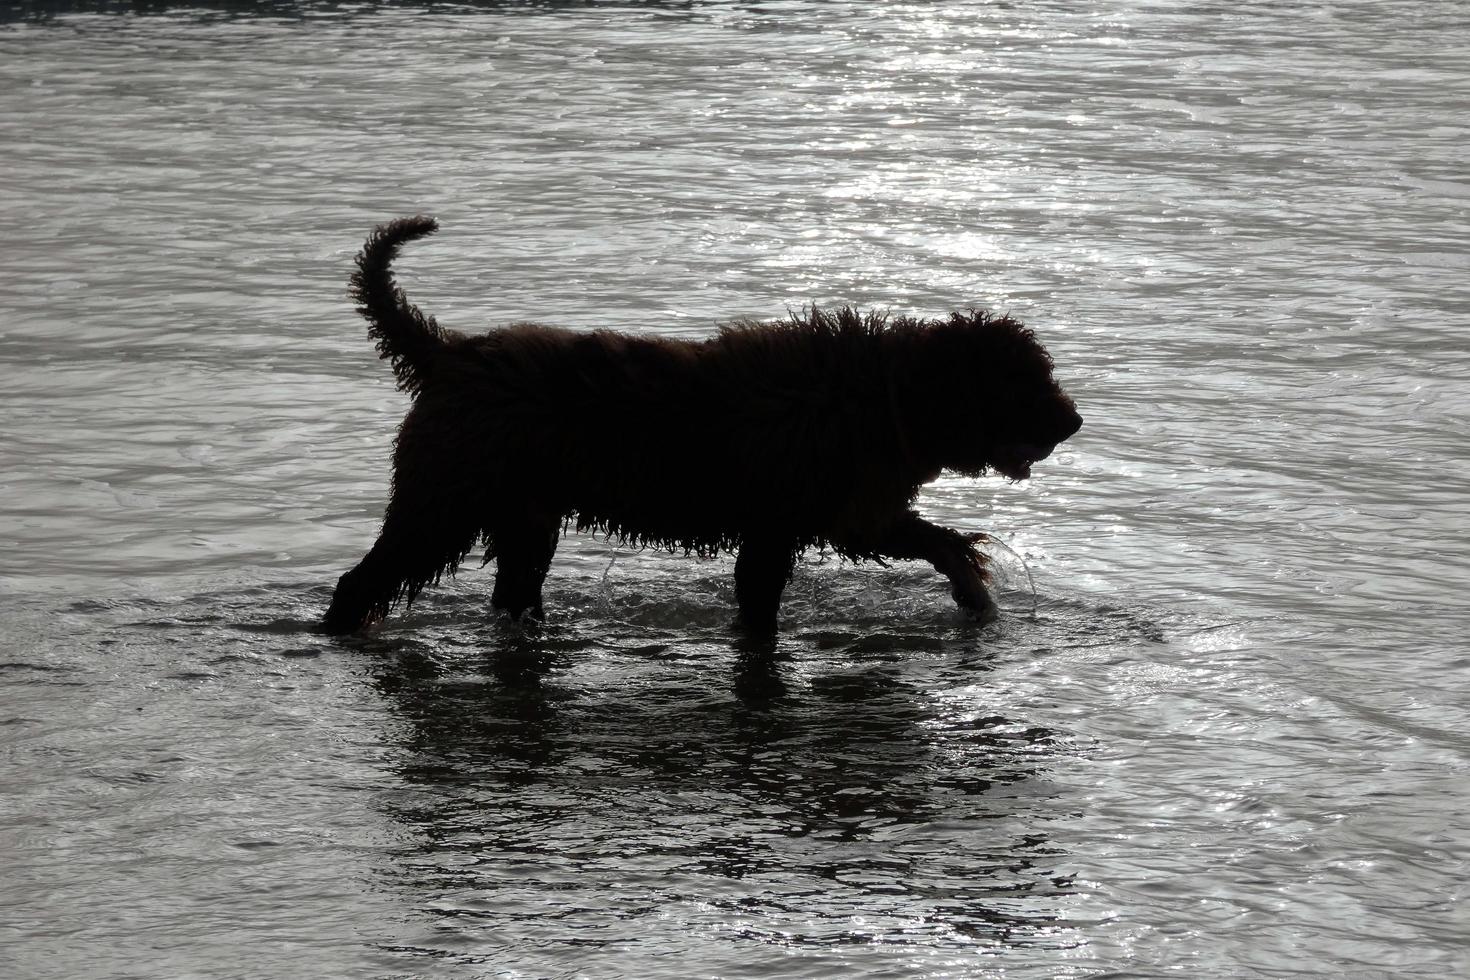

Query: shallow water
[2,2,1469,977]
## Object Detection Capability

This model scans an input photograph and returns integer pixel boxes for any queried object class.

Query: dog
[322,216,1081,635]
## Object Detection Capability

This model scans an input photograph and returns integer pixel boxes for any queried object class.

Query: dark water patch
[2,0,699,26]
[0,660,83,673]
[78,765,169,785]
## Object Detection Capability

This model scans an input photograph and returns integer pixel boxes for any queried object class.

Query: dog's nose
[1060,406,1083,439]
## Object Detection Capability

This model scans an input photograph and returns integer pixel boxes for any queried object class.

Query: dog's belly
[550,446,915,553]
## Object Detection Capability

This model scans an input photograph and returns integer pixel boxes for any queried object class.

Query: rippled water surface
[3,2,1469,977]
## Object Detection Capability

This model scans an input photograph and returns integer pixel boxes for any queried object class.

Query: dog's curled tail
[350,215,446,395]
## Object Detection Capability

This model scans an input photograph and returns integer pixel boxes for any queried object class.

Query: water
[2,2,1468,977]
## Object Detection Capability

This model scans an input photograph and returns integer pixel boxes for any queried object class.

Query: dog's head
[911,311,1082,480]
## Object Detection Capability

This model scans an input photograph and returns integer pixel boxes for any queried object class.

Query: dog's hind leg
[734,536,799,634]
[863,512,1000,624]
[488,516,560,622]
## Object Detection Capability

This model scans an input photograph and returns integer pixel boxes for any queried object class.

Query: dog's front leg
[866,512,1000,624]
[734,536,799,635]
[489,518,560,622]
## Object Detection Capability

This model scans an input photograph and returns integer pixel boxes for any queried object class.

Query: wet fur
[323,216,1082,635]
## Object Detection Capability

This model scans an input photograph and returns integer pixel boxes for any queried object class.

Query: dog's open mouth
[992,442,1054,481]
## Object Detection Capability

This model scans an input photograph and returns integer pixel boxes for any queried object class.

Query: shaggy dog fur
[322,216,1082,635]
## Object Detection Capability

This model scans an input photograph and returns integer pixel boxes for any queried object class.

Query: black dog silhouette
[323,216,1081,635]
